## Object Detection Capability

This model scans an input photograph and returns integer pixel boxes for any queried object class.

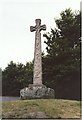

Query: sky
[0,0,81,69]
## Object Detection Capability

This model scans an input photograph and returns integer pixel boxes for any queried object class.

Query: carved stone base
[20,84,55,99]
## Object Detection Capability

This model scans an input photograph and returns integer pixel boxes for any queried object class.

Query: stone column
[20,19,55,99]
[30,19,46,85]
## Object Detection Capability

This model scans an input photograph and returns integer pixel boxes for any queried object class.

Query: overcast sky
[0,0,81,69]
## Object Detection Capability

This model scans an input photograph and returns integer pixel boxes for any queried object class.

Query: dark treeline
[2,61,33,96]
[2,8,80,100]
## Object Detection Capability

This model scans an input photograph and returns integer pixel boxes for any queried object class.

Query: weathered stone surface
[30,19,46,85]
[20,84,55,99]
[20,19,55,99]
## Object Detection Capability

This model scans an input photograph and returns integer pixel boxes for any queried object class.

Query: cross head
[30,19,46,33]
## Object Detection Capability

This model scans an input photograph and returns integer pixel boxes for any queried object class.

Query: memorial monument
[20,19,55,99]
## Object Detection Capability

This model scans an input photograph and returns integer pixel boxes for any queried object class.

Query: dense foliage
[2,9,80,100]
[43,8,80,100]
[2,61,33,96]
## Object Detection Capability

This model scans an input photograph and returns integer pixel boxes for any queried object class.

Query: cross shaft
[30,19,46,85]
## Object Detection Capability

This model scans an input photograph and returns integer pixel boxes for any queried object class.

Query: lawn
[2,99,81,119]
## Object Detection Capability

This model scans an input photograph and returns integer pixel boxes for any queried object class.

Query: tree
[22,62,33,87]
[2,61,33,96]
[43,9,80,100]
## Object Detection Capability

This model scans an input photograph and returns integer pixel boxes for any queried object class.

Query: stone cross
[30,19,46,85]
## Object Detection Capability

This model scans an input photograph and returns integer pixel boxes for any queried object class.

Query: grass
[2,99,81,119]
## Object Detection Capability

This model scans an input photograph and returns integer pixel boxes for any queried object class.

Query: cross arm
[30,26,36,32]
[40,25,46,31]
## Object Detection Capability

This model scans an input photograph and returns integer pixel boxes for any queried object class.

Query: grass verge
[2,99,81,119]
